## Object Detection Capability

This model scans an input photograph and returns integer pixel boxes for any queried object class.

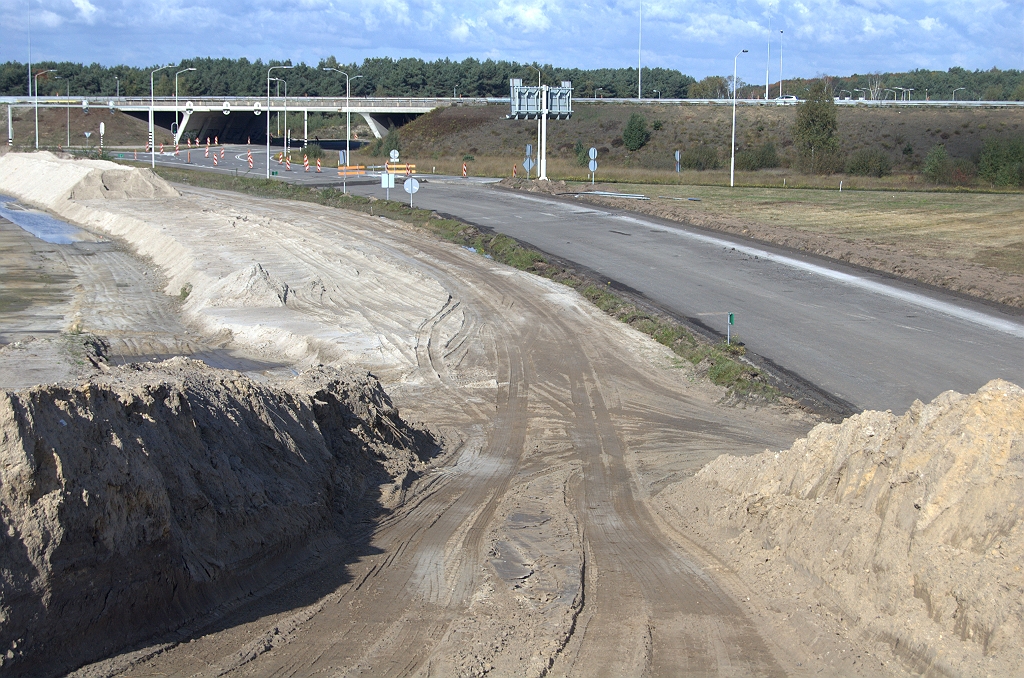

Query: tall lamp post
[653,89,660,99]
[778,30,783,98]
[55,76,70,148]
[266,65,294,178]
[115,75,119,99]
[175,67,196,141]
[34,69,56,149]
[150,64,174,168]
[731,49,748,188]
[322,67,363,191]
[953,87,966,101]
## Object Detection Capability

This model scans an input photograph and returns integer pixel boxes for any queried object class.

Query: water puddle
[0,194,100,244]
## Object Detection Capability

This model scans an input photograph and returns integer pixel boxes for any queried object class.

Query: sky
[1,0,1023,82]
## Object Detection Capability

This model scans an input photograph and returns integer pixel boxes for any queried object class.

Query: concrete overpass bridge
[2,95,505,146]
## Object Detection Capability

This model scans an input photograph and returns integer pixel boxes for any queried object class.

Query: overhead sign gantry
[507,79,572,181]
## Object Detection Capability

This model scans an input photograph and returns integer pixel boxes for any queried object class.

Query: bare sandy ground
[1,154,924,676]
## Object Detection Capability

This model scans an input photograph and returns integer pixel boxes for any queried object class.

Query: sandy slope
[0,152,965,677]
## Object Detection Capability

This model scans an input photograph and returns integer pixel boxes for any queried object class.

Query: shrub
[923,145,951,183]
[845,148,892,177]
[303,143,324,160]
[979,137,1024,186]
[651,120,664,131]
[622,113,650,151]
[574,140,588,167]
[735,141,780,171]
[679,145,720,171]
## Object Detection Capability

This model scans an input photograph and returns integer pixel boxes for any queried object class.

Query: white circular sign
[81,99,89,111]
[389,149,400,161]
[253,101,262,116]
[589,147,598,160]
[588,159,598,172]
[185,100,194,116]
[222,101,231,116]
[108,100,115,111]
[403,177,420,194]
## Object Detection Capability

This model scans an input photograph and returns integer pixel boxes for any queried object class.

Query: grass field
[606,182,1024,276]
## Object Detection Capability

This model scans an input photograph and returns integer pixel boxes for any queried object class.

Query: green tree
[923,145,951,183]
[622,113,650,151]
[793,80,840,173]
[688,75,728,99]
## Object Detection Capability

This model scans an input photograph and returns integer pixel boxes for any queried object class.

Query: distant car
[774,95,799,105]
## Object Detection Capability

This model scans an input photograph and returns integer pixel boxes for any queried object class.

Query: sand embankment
[670,379,1024,675]
[0,358,436,676]
[0,152,449,372]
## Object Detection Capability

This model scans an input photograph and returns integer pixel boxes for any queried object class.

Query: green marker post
[727,312,734,344]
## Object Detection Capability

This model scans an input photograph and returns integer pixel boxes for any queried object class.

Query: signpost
[675,149,681,173]
[403,176,419,207]
[507,79,573,181]
[381,171,395,200]
[99,122,104,152]
[588,147,598,184]
[524,143,534,179]
[727,312,735,344]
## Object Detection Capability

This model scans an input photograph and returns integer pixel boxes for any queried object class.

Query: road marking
[609,214,1024,339]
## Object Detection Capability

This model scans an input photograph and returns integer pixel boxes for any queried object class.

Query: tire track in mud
[84,191,808,677]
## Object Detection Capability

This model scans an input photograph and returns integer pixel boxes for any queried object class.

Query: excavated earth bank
[0,358,435,676]
[666,379,1024,676]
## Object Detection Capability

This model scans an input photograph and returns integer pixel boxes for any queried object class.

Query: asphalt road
[147,147,1024,413]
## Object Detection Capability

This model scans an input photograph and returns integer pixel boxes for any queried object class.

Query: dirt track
[0,156,905,676]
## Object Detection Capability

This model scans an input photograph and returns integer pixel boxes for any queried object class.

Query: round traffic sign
[222,101,231,116]
[589,147,597,160]
[588,159,598,172]
[185,100,194,116]
[403,177,420,194]
[390,149,400,161]
[253,101,262,116]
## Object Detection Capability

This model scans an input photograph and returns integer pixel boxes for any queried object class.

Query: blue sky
[1,0,1022,80]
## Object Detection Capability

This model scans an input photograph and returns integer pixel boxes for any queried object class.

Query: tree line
[2,56,1021,101]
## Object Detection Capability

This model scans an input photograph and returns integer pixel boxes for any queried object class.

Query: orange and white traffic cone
[285,157,291,171]
[187,150,191,163]
[513,164,517,178]
[160,142,164,154]
[316,157,321,173]
[175,144,179,156]
[303,154,309,172]
[214,136,218,145]
[462,162,467,177]
[220,148,224,159]
[213,154,218,166]
[247,150,253,168]
[205,146,209,158]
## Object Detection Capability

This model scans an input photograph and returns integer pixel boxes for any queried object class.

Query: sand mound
[0,152,177,211]
[0,358,437,676]
[673,379,1024,675]
[201,263,291,308]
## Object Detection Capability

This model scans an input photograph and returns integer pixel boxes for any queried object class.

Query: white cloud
[71,0,97,22]
[917,16,943,31]
[38,9,63,27]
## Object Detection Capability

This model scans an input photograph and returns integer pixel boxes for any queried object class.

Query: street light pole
[34,69,55,149]
[175,67,196,143]
[637,0,642,101]
[150,64,174,168]
[55,76,70,148]
[778,30,783,98]
[115,76,119,99]
[765,15,771,100]
[323,68,363,193]
[267,65,294,179]
[953,87,965,101]
[731,49,748,188]
[653,89,660,99]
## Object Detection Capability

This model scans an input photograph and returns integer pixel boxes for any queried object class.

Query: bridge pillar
[359,112,385,139]
[174,111,192,145]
